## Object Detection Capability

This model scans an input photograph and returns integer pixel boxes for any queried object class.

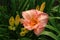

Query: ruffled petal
[38,13,48,21]
[34,27,45,36]
[22,19,33,30]
[30,10,38,19]
[24,26,33,30]
[38,13,48,27]
[22,11,32,22]
[22,10,38,21]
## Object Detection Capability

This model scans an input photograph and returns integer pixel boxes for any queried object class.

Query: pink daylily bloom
[21,9,48,36]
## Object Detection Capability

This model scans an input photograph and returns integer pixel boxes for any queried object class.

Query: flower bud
[9,16,14,26]
[15,14,20,26]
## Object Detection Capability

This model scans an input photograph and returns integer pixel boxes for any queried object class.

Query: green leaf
[49,17,60,19]
[49,18,56,27]
[45,0,55,13]
[10,0,16,16]
[57,24,60,31]
[21,0,29,11]
[25,4,30,10]
[46,25,60,34]
[51,5,59,12]
[41,31,58,40]
[21,37,31,40]
[18,0,25,11]
[57,34,60,40]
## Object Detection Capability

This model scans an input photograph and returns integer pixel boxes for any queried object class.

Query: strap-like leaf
[41,31,58,40]
[46,25,60,34]
[21,37,31,40]
[21,0,29,11]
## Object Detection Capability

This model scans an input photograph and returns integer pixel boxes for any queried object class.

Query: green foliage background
[0,0,60,40]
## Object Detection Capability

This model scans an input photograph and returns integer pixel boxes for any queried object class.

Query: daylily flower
[21,9,48,36]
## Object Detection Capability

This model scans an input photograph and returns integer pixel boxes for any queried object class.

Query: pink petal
[22,11,32,22]
[33,22,45,36]
[30,10,38,19]
[22,19,30,27]
[38,13,48,21]
[38,13,48,27]
[22,19,34,30]
[22,10,38,21]
[33,22,41,29]
[34,27,45,36]
[24,26,33,30]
